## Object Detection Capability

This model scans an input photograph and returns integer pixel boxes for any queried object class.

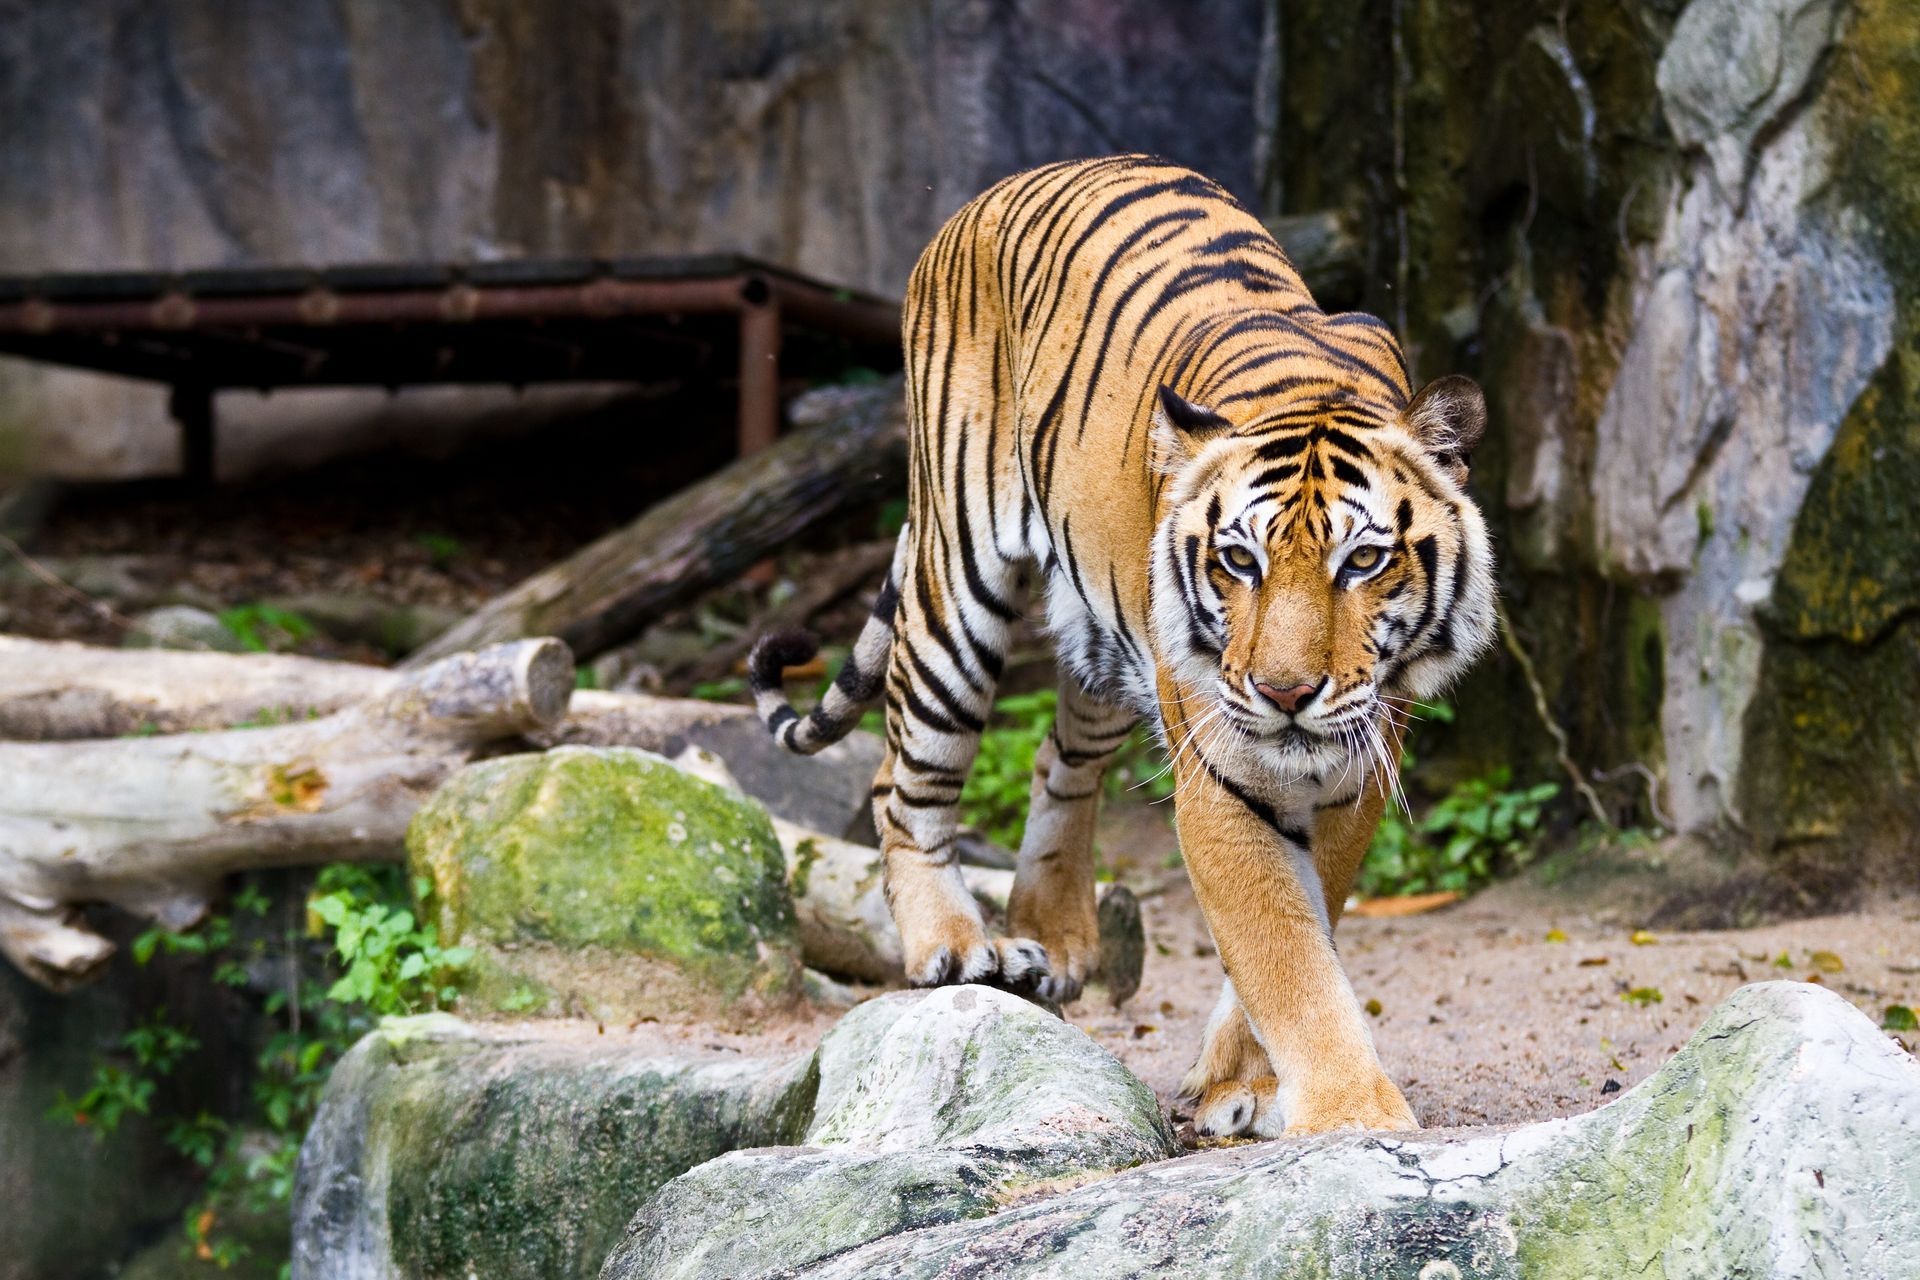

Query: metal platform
[0,255,903,482]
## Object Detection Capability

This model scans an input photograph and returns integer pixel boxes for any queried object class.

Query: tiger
[749,154,1495,1137]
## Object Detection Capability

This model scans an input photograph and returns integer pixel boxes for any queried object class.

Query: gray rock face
[293,985,1178,1280]
[651,983,1917,1279]
[1588,0,1892,832]
[120,605,247,653]
[290,1015,817,1280]
[599,984,1181,1280]
[0,0,1266,479]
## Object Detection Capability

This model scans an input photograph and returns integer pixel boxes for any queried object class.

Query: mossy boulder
[407,746,803,1022]
[624,983,1918,1279]
[290,1015,817,1280]
[600,984,1183,1280]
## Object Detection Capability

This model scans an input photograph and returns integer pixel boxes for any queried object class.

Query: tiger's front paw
[1282,1072,1418,1136]
[1193,1077,1284,1139]
[905,924,1051,990]
[1007,902,1099,1004]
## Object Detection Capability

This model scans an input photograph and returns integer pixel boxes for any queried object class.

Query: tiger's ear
[1151,385,1233,469]
[1404,375,1487,482]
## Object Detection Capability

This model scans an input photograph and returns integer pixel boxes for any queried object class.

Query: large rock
[538,693,886,844]
[1589,0,1888,836]
[289,1014,817,1280]
[1272,0,1920,891]
[625,982,1919,1278]
[600,984,1182,1280]
[407,746,804,1022]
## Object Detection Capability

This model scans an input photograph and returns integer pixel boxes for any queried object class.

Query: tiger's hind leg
[1005,679,1137,1003]
[873,535,1047,989]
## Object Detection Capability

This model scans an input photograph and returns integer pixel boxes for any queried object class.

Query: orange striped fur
[752,156,1496,1135]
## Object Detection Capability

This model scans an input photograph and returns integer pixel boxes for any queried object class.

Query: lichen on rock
[406,745,803,1022]
[598,985,1182,1280]
[756,983,1920,1279]
[290,1015,818,1280]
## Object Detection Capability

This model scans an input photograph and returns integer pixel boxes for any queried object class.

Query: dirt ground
[1071,800,1920,1133]
[592,794,1919,1143]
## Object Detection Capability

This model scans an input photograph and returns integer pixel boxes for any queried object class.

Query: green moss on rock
[292,1016,817,1280]
[1741,0,1920,881]
[407,746,802,1021]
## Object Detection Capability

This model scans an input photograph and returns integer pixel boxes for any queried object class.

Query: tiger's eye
[1346,545,1383,573]
[1224,545,1257,572]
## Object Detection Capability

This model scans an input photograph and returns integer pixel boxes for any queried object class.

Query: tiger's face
[1149,377,1496,781]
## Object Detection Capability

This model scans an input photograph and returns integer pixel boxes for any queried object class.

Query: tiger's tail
[747,525,908,756]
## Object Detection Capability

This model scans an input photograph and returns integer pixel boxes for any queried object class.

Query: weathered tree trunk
[607,537,896,689]
[403,381,908,668]
[0,639,572,991]
[761,804,1142,1003]
[0,635,394,740]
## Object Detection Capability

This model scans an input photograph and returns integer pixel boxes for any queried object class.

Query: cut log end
[1095,884,1145,1007]
[381,637,574,736]
[0,897,116,992]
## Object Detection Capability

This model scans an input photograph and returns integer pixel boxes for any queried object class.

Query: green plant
[875,497,908,538]
[958,688,1172,849]
[690,676,747,701]
[307,869,470,1014]
[414,532,465,566]
[960,689,1057,847]
[218,604,315,654]
[48,1009,200,1133]
[50,865,469,1274]
[1355,766,1560,898]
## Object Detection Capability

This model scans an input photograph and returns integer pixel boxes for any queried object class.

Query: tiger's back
[902,155,1415,718]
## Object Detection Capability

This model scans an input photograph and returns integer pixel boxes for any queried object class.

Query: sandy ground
[1080,873,1919,1132]
[1068,803,1920,1133]
[563,797,1919,1144]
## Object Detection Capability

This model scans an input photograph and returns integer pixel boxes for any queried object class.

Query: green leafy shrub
[217,604,315,653]
[960,689,1056,847]
[49,864,469,1272]
[413,532,465,566]
[1356,766,1560,897]
[48,1009,199,1133]
[959,688,1172,849]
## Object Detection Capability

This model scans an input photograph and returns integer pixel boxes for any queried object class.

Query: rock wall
[1275,0,1919,895]
[0,0,1267,476]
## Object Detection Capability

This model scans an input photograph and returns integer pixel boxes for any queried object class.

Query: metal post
[737,295,782,455]
[169,383,215,486]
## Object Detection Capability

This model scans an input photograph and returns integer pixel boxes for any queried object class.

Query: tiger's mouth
[1217,700,1332,749]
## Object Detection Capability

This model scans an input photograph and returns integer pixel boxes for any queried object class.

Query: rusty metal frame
[0,261,901,482]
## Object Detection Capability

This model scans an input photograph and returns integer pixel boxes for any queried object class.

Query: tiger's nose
[1253,678,1324,714]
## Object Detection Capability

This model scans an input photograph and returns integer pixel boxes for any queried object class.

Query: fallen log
[0,639,571,991]
[0,635,393,740]
[676,746,1143,1003]
[0,636,885,841]
[601,537,896,690]
[402,379,908,668]
[0,636,1133,997]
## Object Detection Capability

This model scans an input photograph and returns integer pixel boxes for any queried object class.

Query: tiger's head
[1147,375,1497,780]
